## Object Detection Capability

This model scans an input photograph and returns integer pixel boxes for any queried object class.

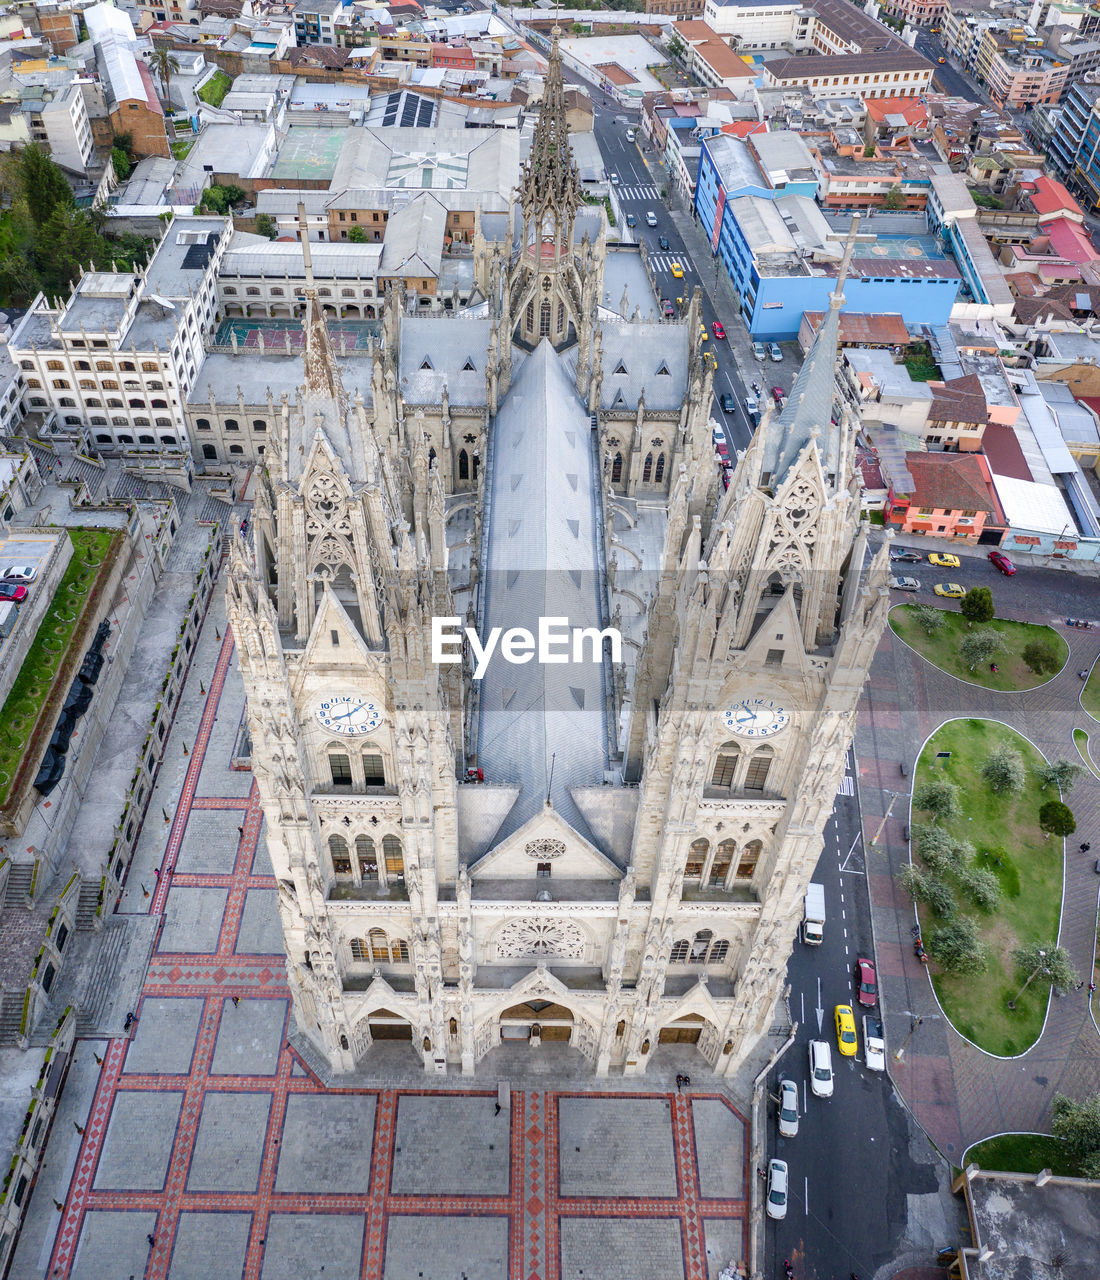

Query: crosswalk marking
[616,184,660,200]
[649,255,690,274]
[837,774,855,797]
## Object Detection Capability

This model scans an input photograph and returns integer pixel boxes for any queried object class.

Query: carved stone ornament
[494,918,585,960]
[524,838,566,860]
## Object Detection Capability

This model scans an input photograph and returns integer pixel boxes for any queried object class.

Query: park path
[857,608,1100,1162]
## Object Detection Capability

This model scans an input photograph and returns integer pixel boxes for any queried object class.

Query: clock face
[315,694,384,737]
[722,698,790,739]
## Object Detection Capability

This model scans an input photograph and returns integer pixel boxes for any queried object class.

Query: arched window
[117,433,133,444]
[75,360,90,370]
[393,939,409,961]
[710,839,735,886]
[684,837,707,881]
[252,419,267,432]
[369,928,390,960]
[202,443,217,460]
[526,299,534,330]
[745,747,774,793]
[711,742,739,789]
[539,299,551,336]
[458,449,469,480]
[361,748,385,786]
[383,835,404,880]
[736,839,762,880]
[96,361,112,371]
[225,419,239,431]
[689,929,713,963]
[96,433,111,443]
[52,379,70,389]
[142,361,158,372]
[47,359,64,370]
[670,939,690,963]
[328,834,351,872]
[654,452,665,483]
[20,360,33,370]
[611,452,622,482]
[151,399,168,408]
[356,835,377,881]
[120,361,135,371]
[229,445,244,455]
[557,301,564,332]
[59,397,75,407]
[271,287,284,297]
[710,939,730,963]
[350,937,368,961]
[79,379,95,389]
[138,434,154,444]
[642,453,653,482]
[196,417,210,430]
[90,416,106,425]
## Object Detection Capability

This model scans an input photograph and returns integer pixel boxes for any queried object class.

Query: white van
[808,1039,834,1097]
[626,128,636,142]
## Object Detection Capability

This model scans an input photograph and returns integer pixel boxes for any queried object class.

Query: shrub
[912,604,947,636]
[914,824,955,870]
[960,627,1005,671]
[922,873,957,918]
[960,586,994,624]
[980,744,1026,796]
[913,777,961,824]
[959,864,1001,911]
[929,915,987,974]
[1022,639,1061,675]
[1038,800,1076,838]
[1036,760,1083,795]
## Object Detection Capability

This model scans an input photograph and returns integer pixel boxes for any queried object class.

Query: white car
[889,576,921,592]
[777,1077,799,1138]
[3,564,38,583]
[712,426,725,444]
[609,172,619,185]
[863,1015,886,1072]
[808,1038,834,1098]
[646,210,658,227]
[766,1158,789,1219]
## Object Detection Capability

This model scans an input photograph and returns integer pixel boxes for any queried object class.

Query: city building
[884,450,1008,540]
[672,20,758,93]
[1047,74,1100,209]
[225,30,888,1080]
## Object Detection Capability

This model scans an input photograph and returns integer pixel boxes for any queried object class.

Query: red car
[988,550,1016,576]
[771,386,785,405]
[711,320,726,340]
[855,957,878,1007]
[662,298,675,317]
[0,583,27,603]
[715,440,730,463]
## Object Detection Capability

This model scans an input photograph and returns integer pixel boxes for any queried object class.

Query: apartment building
[1048,74,1100,208]
[975,27,1068,108]
[9,218,229,455]
[702,0,806,47]
[880,0,947,25]
[29,81,95,175]
[672,20,758,92]
[293,0,342,46]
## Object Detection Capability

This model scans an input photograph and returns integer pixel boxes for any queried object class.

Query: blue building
[1047,80,1100,211]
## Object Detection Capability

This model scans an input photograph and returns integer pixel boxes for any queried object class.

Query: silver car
[889,575,921,592]
[752,341,767,360]
[777,1077,799,1138]
[2,563,38,583]
[769,342,783,361]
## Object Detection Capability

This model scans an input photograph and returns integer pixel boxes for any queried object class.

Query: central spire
[297,200,346,411]
[521,25,582,227]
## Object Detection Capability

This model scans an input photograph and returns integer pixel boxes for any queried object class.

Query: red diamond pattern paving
[42,626,749,1280]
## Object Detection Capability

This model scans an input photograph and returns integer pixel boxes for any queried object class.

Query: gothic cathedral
[226,30,888,1078]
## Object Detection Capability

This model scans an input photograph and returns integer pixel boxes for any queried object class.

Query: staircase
[4,863,33,907]
[75,879,101,931]
[0,990,25,1046]
[72,922,128,1036]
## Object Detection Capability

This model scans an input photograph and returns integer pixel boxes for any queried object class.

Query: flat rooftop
[269,124,347,180]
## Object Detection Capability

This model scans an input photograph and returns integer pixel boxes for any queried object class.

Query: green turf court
[269,126,346,180]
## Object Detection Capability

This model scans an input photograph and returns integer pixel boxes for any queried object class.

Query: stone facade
[226,33,888,1079]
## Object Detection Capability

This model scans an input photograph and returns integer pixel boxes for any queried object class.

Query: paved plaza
[11,589,750,1280]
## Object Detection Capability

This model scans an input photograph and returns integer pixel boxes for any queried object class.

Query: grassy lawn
[1082,662,1100,723]
[196,70,232,108]
[169,138,195,160]
[0,530,119,808]
[1073,728,1100,781]
[890,605,1068,691]
[913,719,1062,1056]
[965,1133,1083,1176]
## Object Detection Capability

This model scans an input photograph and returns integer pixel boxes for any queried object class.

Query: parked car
[988,550,1016,575]
[658,235,671,250]
[768,342,783,361]
[0,583,27,602]
[766,1158,789,1219]
[646,210,658,227]
[661,298,675,317]
[2,564,38,583]
[712,320,726,340]
[719,392,736,414]
[625,212,636,227]
[626,128,636,141]
[889,576,921,592]
[890,549,922,563]
[834,1004,858,1058]
[771,385,785,405]
[609,172,619,184]
[777,1077,799,1138]
[752,342,767,361]
[863,1015,886,1072]
[855,957,878,1007]
[744,395,760,420]
[699,324,709,342]
[715,441,730,465]
[670,261,684,278]
[808,1039,833,1097]
[934,582,966,598]
[712,425,725,444]
[928,553,960,567]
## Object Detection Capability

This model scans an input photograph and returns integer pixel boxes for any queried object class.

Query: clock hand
[332,701,368,721]
[736,709,757,724]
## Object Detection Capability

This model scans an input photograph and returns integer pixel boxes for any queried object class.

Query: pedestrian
[153,868,160,879]
[232,995,240,1008]
[237,826,244,836]
[989,662,998,673]
[124,1011,134,1030]
[1082,843,1092,853]
[494,1102,501,1116]
[73,1122,84,1136]
[93,1052,103,1065]
[1076,980,1085,990]
[1091,983,1096,993]
[147,1234,156,1248]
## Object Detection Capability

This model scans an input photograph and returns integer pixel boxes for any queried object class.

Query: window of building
[536,862,551,877]
[383,835,404,879]
[202,443,217,460]
[736,839,762,880]
[362,750,385,786]
[711,742,739,789]
[226,418,239,431]
[252,419,266,432]
[329,753,352,786]
[47,359,64,370]
[642,452,653,482]
[196,418,211,430]
[229,445,243,455]
[356,835,378,880]
[685,837,708,881]
[744,748,774,792]
[539,299,551,335]
[710,839,734,885]
[328,833,352,873]
[351,937,368,960]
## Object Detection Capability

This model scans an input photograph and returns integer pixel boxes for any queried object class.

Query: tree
[111,146,132,181]
[882,185,906,210]
[958,864,1000,911]
[35,204,99,295]
[912,604,947,636]
[980,743,1026,795]
[667,33,686,59]
[913,777,961,824]
[148,48,180,103]
[1036,759,1083,795]
[960,586,994,625]
[198,184,246,214]
[959,627,1005,671]
[1022,638,1062,675]
[929,915,987,974]
[16,144,73,228]
[1052,1093,1100,1176]
[914,824,955,870]
[347,225,367,243]
[255,213,278,240]
[1012,942,1077,995]
[1039,800,1076,838]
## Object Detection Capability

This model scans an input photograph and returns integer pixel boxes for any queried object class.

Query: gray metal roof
[476,339,608,842]
[378,194,445,278]
[598,323,689,412]
[399,316,489,406]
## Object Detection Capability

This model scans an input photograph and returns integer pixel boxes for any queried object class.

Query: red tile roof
[904,451,1004,522]
[981,422,1032,482]
[928,373,987,426]
[1020,175,1082,220]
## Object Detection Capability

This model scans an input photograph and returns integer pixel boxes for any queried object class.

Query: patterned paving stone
[209,997,287,1076]
[690,1099,744,1199]
[167,1211,252,1280]
[123,998,204,1075]
[234,888,283,956]
[158,886,229,954]
[702,1218,745,1279]
[176,810,242,874]
[258,1212,365,1280]
[559,1216,687,1280]
[93,1091,183,1190]
[381,1214,510,1280]
[390,1094,510,1195]
[557,1096,678,1198]
[186,1091,272,1192]
[274,1093,377,1194]
[70,1209,158,1280]
[251,833,274,877]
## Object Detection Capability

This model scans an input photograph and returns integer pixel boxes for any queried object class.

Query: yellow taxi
[671,261,684,278]
[706,351,718,370]
[934,582,966,598]
[700,324,709,342]
[834,1003,858,1058]
[928,553,961,568]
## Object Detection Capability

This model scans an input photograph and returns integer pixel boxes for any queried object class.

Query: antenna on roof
[297,199,315,288]
[546,752,556,806]
[829,212,860,311]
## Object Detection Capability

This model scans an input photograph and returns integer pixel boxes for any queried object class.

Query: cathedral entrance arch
[499,1000,574,1043]
[658,1013,706,1045]
[366,1008,414,1041]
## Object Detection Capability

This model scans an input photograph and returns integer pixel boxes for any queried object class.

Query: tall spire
[760,214,860,484]
[297,200,346,410]
[521,25,582,224]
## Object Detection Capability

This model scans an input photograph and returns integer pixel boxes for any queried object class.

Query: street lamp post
[1007,950,1047,1011]
[893,1015,923,1062]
